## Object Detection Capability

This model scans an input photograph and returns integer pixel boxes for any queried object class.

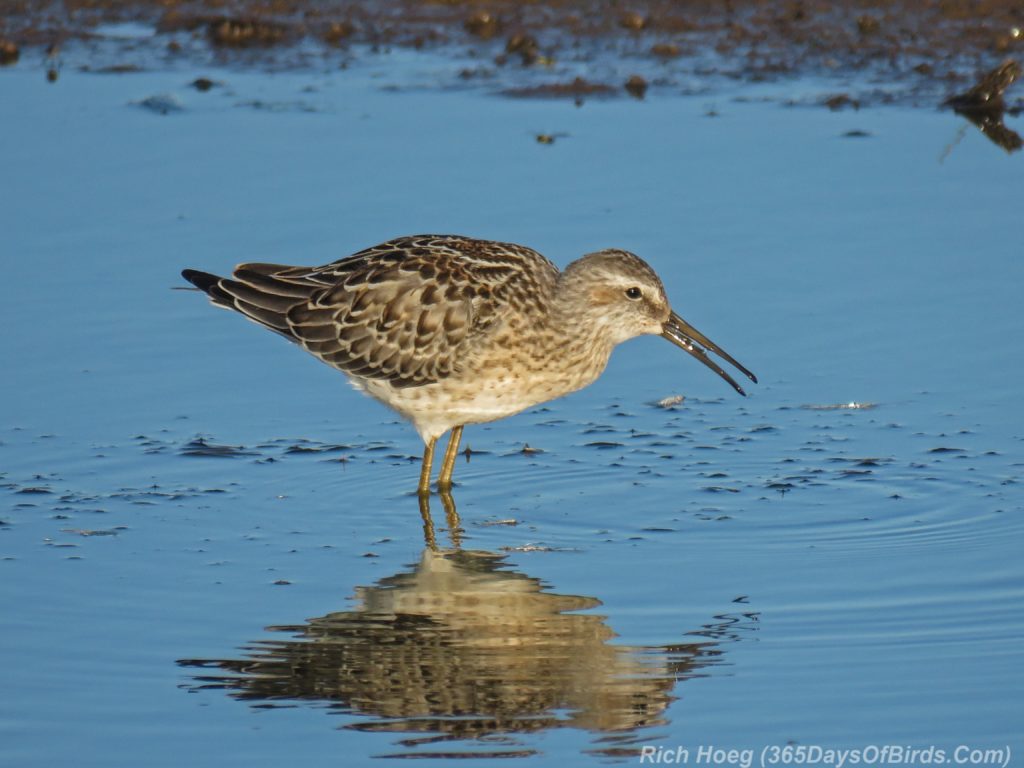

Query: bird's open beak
[661,311,757,396]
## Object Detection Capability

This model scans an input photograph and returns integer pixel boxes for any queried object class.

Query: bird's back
[182,235,560,389]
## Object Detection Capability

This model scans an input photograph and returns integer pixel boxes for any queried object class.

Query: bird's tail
[181,266,311,338]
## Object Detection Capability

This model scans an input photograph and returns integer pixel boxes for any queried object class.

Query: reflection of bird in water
[182,235,755,494]
[178,543,758,758]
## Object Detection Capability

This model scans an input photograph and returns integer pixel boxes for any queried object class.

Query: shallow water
[1,54,1023,767]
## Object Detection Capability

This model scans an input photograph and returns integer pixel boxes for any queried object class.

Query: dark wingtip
[182,268,220,292]
[181,268,235,307]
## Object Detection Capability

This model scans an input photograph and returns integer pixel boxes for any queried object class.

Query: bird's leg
[437,425,464,491]
[418,437,437,496]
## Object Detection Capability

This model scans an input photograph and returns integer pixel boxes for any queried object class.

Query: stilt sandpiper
[183,234,756,495]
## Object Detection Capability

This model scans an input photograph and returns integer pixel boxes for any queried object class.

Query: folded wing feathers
[186,260,473,387]
[183,235,559,388]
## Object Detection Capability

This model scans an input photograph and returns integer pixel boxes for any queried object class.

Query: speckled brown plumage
[186,235,556,387]
[183,234,756,494]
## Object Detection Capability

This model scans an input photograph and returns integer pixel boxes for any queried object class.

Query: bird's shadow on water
[177,494,759,759]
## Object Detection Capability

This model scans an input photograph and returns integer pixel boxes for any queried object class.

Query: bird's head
[560,249,757,395]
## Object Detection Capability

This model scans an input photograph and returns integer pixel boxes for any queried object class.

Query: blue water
[1,55,1022,767]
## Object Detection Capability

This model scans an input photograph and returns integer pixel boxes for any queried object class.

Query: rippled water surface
[2,56,1022,767]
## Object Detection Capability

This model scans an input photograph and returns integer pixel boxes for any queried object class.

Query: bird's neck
[544,294,617,392]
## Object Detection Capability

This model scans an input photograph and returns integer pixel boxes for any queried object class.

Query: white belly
[356,366,601,443]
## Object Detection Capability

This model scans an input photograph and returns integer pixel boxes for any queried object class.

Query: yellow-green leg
[437,425,464,491]
[418,437,437,496]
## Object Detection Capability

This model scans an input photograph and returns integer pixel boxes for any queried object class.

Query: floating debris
[465,11,500,40]
[499,543,579,553]
[180,438,258,458]
[133,93,184,115]
[625,74,648,99]
[654,394,685,408]
[945,58,1021,113]
[503,77,615,99]
[854,458,888,466]
[0,39,19,66]
[284,443,351,454]
[619,12,647,31]
[651,43,681,58]
[801,402,878,411]
[943,58,1022,153]
[823,94,859,111]
[323,21,356,46]
[505,32,540,66]
[91,64,143,74]
[190,77,218,91]
[856,15,881,35]
[476,519,518,527]
[236,99,317,113]
[60,528,123,537]
[209,18,288,48]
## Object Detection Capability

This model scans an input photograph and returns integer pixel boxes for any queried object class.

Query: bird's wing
[190,235,558,388]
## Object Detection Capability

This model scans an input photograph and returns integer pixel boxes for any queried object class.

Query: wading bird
[183,235,756,495]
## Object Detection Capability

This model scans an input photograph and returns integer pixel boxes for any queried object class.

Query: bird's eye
[625,287,643,300]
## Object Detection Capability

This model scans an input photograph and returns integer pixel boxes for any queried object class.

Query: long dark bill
[661,311,758,396]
